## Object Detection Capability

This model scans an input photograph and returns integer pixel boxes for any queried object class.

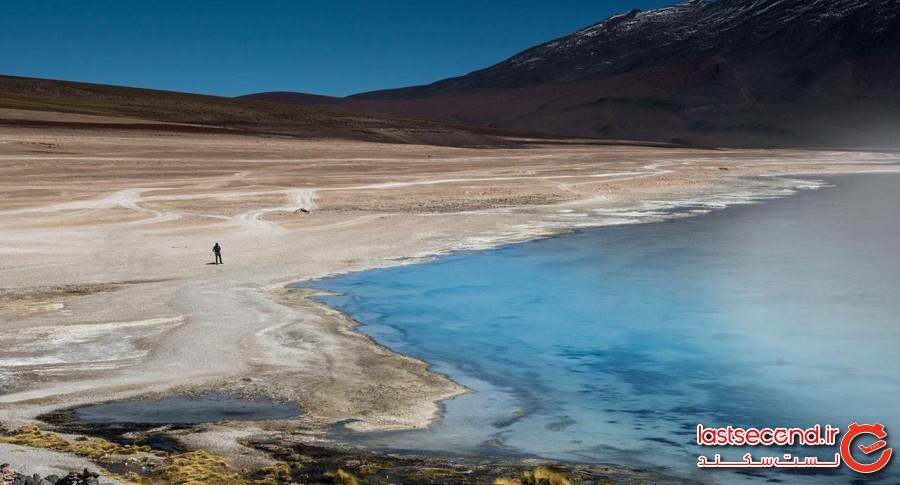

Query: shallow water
[74,394,303,424]
[307,174,900,483]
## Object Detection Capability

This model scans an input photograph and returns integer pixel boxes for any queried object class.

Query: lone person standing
[213,242,223,265]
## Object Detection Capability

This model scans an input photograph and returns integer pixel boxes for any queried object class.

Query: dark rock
[53,472,78,485]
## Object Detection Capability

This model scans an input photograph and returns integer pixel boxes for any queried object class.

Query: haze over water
[309,173,900,483]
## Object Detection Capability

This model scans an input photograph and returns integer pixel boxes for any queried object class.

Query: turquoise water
[306,174,900,483]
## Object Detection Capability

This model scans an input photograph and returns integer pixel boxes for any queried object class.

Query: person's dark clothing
[213,243,222,265]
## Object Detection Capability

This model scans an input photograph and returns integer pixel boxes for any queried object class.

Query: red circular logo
[841,422,892,473]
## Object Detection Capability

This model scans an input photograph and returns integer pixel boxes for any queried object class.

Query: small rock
[55,472,77,485]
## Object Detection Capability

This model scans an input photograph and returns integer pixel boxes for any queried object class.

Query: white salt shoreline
[1,131,896,474]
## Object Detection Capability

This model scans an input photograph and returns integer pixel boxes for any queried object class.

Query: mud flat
[0,113,896,480]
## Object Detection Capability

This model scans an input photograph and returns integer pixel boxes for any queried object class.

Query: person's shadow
[206,262,218,265]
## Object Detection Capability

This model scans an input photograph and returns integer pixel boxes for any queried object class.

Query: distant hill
[0,75,517,148]
[245,0,900,149]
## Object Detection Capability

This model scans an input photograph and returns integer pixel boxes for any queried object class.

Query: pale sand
[0,119,897,470]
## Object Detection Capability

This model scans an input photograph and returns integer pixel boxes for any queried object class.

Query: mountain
[0,75,518,148]
[245,0,900,149]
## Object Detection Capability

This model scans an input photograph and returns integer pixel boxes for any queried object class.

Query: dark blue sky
[1,1,674,98]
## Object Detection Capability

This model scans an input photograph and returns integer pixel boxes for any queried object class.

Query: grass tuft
[0,425,154,460]
[493,467,572,485]
[252,461,294,485]
[494,479,522,485]
[119,471,152,484]
[331,468,361,485]
[158,450,241,484]
[0,426,296,484]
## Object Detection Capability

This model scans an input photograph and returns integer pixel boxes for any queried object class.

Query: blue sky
[1,1,674,97]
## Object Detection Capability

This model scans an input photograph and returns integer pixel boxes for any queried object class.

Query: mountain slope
[247,0,900,148]
[361,0,900,96]
[0,75,516,148]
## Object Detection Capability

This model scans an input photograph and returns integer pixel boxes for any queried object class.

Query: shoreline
[293,170,900,485]
[0,126,897,479]
[279,172,843,461]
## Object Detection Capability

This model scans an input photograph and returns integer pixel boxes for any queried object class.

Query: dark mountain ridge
[246,0,900,148]
[359,0,899,96]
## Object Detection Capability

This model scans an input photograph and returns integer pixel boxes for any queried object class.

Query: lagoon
[308,173,900,483]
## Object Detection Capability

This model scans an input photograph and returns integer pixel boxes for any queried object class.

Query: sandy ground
[0,119,896,472]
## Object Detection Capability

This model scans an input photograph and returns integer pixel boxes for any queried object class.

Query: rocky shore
[1,419,695,484]
[0,465,102,485]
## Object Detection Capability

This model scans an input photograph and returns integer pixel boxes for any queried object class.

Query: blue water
[305,174,900,483]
